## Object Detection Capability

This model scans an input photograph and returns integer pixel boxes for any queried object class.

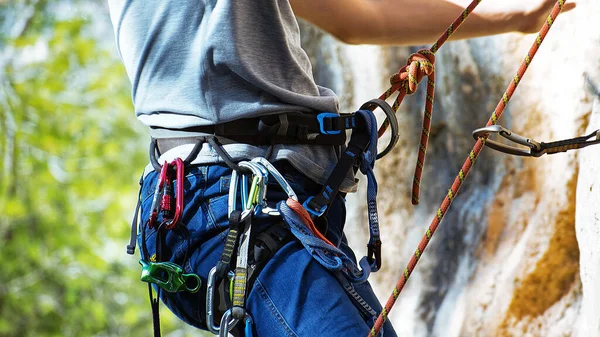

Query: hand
[517,0,577,34]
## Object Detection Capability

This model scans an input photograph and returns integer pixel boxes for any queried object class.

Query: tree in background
[0,1,200,336]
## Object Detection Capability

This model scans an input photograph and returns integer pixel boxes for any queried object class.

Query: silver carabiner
[206,267,237,335]
[472,125,542,157]
[251,157,298,201]
[218,309,240,337]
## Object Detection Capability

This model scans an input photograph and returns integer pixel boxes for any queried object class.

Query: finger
[561,2,577,13]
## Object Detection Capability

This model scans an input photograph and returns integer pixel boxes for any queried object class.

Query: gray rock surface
[300,1,599,335]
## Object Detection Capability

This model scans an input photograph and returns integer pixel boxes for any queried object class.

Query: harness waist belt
[150,113,348,147]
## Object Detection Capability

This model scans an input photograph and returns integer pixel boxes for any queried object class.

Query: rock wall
[300,1,599,336]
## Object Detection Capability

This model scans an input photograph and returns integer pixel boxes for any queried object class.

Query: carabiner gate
[472,125,542,157]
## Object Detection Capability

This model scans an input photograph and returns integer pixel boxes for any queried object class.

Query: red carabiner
[148,161,169,229]
[163,158,185,230]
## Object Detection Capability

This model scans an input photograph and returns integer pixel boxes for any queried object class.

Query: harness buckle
[139,260,201,293]
[317,112,341,135]
[303,196,327,217]
[367,240,382,272]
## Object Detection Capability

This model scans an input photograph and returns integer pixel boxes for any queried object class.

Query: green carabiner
[139,260,201,293]
[245,175,262,210]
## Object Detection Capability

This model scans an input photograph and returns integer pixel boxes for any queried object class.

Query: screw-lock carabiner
[148,157,186,229]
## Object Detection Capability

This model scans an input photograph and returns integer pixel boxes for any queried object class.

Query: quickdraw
[473,124,600,157]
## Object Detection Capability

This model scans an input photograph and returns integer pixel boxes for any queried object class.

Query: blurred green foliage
[0,1,201,336]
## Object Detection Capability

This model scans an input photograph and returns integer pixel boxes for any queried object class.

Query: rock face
[300,1,599,336]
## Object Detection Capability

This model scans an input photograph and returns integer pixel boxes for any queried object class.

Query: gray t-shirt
[107,0,355,191]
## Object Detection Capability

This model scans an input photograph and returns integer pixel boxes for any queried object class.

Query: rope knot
[390,49,436,95]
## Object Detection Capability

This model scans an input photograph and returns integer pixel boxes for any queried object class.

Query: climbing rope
[369,1,569,336]
[377,0,483,205]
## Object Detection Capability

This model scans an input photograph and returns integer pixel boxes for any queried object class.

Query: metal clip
[251,157,298,201]
[474,125,600,157]
[206,267,237,335]
[148,158,186,229]
[139,260,201,293]
[218,310,241,337]
[472,125,542,157]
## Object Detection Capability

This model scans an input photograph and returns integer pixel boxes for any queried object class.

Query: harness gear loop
[139,260,201,293]
[473,125,600,157]
[369,1,570,336]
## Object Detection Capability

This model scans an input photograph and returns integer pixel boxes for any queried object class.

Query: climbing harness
[133,97,397,336]
[472,124,600,157]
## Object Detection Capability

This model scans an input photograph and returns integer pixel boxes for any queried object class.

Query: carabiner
[472,125,542,157]
[206,267,236,335]
[148,161,169,228]
[163,158,185,229]
[239,161,268,212]
[218,309,241,337]
[251,157,298,201]
[148,158,186,229]
[139,260,201,293]
[474,125,600,157]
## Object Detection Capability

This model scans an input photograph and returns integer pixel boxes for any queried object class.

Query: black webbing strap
[303,99,398,217]
[150,113,348,146]
[216,210,244,280]
[304,112,370,217]
[127,174,144,255]
[536,129,600,156]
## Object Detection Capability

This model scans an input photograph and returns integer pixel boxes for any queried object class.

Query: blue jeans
[138,162,396,337]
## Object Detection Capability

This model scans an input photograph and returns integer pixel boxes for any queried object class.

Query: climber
[107,0,576,336]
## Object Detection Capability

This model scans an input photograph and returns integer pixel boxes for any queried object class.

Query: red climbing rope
[369,1,568,336]
[377,0,483,205]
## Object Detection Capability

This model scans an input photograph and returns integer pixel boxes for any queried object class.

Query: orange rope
[368,1,568,336]
[378,0,483,205]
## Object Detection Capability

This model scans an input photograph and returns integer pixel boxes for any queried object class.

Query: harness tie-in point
[389,49,436,95]
[380,49,437,206]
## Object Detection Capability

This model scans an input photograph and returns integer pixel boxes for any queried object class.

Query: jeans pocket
[206,194,229,234]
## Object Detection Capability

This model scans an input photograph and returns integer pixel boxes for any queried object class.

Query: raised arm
[290,0,576,45]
